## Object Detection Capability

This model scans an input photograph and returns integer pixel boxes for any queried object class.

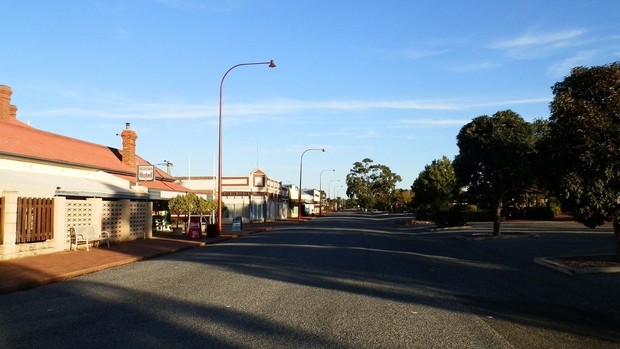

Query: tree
[392,189,414,212]
[412,156,459,212]
[167,192,216,231]
[168,194,189,229]
[346,158,376,210]
[544,61,620,258]
[412,156,462,224]
[196,196,217,220]
[346,158,402,211]
[453,110,536,236]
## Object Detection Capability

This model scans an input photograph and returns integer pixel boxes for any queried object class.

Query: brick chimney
[120,122,137,169]
[10,105,17,119]
[0,85,17,121]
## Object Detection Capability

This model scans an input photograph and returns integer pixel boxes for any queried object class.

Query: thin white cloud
[26,103,207,120]
[401,47,451,60]
[21,88,550,122]
[491,28,586,59]
[373,39,458,61]
[355,129,378,139]
[493,29,585,49]
[149,0,241,11]
[399,118,469,127]
[263,99,460,112]
[449,62,502,73]
[548,50,598,77]
[464,97,551,109]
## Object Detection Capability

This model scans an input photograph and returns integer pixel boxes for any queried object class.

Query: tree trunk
[614,219,620,261]
[493,200,502,237]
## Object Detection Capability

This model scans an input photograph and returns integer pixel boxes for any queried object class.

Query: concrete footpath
[0,221,294,295]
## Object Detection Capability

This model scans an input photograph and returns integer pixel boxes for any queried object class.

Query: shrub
[415,207,433,221]
[468,209,494,222]
[433,205,468,227]
[505,207,556,220]
[524,207,555,220]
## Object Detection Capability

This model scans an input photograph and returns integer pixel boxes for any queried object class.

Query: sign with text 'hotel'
[137,165,155,182]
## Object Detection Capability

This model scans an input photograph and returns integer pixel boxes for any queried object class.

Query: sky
[1,1,619,194]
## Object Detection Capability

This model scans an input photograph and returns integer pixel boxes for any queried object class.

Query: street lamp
[332,185,344,201]
[319,169,335,216]
[298,148,325,222]
[217,60,276,236]
[333,185,344,211]
[328,179,340,211]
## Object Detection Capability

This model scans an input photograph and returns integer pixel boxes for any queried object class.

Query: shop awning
[0,168,146,199]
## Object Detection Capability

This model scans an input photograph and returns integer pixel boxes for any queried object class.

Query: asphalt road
[1,212,619,348]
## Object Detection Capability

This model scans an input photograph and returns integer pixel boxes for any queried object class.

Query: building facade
[0,85,191,260]
[177,169,289,223]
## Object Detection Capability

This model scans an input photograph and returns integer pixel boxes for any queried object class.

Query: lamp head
[321,148,325,152]
[268,60,276,68]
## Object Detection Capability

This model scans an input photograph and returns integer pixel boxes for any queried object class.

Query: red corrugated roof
[115,174,189,192]
[0,119,132,172]
[0,118,187,192]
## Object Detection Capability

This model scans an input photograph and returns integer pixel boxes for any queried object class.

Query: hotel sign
[137,165,155,182]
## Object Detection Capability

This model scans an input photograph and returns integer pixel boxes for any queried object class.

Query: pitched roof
[0,118,132,172]
[115,174,189,192]
[0,118,181,187]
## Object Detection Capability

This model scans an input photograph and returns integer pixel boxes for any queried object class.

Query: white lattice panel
[102,201,123,239]
[64,200,93,244]
[129,202,147,239]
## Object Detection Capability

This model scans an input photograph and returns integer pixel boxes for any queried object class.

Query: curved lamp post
[298,148,325,222]
[319,169,335,216]
[217,60,276,235]
[328,179,340,213]
[333,185,344,211]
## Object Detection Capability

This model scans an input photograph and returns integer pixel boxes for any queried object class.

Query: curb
[0,224,284,295]
[0,243,203,295]
[533,257,620,275]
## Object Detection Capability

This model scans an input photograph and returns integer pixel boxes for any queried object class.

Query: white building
[0,85,191,260]
[177,169,289,223]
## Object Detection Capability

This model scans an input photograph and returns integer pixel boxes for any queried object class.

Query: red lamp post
[217,60,276,235]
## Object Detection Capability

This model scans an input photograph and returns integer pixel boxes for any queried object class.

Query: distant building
[177,168,289,223]
[283,185,321,216]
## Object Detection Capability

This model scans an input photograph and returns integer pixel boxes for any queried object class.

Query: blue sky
[1,1,619,193]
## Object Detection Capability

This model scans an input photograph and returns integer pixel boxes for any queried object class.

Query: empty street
[1,212,619,349]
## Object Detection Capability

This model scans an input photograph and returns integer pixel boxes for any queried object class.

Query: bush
[468,209,494,222]
[524,207,555,220]
[505,207,556,220]
[415,207,433,221]
[433,205,468,227]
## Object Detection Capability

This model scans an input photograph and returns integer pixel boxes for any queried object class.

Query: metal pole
[298,148,324,222]
[217,60,276,235]
[328,179,340,212]
[319,169,335,216]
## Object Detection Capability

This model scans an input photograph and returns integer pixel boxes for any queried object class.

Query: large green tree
[412,156,458,213]
[346,158,402,211]
[544,61,620,258]
[454,110,536,236]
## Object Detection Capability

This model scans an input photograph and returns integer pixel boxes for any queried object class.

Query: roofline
[0,151,176,182]
[0,151,127,173]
